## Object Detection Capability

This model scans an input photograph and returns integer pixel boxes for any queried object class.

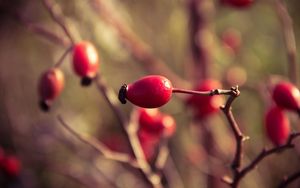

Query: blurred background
[1,0,300,187]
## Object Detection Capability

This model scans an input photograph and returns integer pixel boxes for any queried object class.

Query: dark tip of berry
[81,77,93,86]
[118,84,128,104]
[39,100,51,112]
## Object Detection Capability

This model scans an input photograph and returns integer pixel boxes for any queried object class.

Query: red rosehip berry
[2,155,21,177]
[38,68,64,111]
[138,130,159,161]
[138,108,164,135]
[72,41,99,86]
[264,106,290,146]
[186,79,224,119]
[272,81,300,113]
[221,0,253,8]
[137,108,177,138]
[221,28,241,55]
[119,75,173,108]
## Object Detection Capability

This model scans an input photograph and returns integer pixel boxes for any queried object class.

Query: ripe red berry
[137,108,177,138]
[221,0,253,8]
[221,28,241,55]
[272,81,300,113]
[264,106,290,146]
[2,155,21,177]
[119,75,173,108]
[186,79,224,119]
[38,68,64,111]
[138,108,164,135]
[72,41,99,86]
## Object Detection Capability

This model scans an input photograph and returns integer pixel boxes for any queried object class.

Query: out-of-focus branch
[42,0,75,45]
[278,170,300,188]
[187,0,215,80]
[275,0,298,84]
[17,14,69,47]
[89,0,188,88]
[57,115,138,167]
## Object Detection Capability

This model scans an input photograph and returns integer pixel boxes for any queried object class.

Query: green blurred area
[0,0,300,187]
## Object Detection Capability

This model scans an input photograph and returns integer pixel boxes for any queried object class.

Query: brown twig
[278,170,300,188]
[220,86,243,174]
[173,87,238,96]
[89,0,188,88]
[42,0,75,45]
[275,0,298,84]
[57,115,138,167]
[223,133,300,188]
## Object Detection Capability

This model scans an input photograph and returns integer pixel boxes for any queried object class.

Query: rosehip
[221,0,253,8]
[138,108,164,135]
[186,79,224,119]
[221,28,241,55]
[119,75,173,108]
[138,130,159,161]
[264,106,290,146]
[272,81,300,113]
[2,155,21,177]
[72,41,99,86]
[137,108,176,138]
[38,68,64,111]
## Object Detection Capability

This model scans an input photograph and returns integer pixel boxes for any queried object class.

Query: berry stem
[278,170,300,188]
[275,0,298,85]
[54,45,73,68]
[172,87,236,96]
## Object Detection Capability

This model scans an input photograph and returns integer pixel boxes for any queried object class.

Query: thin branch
[173,88,237,96]
[223,133,300,188]
[155,139,170,172]
[57,115,138,167]
[220,86,244,173]
[42,0,75,45]
[89,0,188,88]
[17,15,69,47]
[54,45,73,67]
[275,0,298,84]
[278,170,300,188]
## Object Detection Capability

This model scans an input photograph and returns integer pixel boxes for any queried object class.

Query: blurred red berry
[272,81,300,113]
[119,75,173,108]
[221,28,241,55]
[186,79,224,119]
[221,0,254,8]
[264,106,290,146]
[138,108,164,135]
[2,155,21,177]
[38,68,64,111]
[137,108,176,138]
[73,41,99,86]
[138,130,158,161]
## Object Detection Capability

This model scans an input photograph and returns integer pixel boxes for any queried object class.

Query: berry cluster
[265,81,300,146]
[38,41,100,111]
[137,108,176,161]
